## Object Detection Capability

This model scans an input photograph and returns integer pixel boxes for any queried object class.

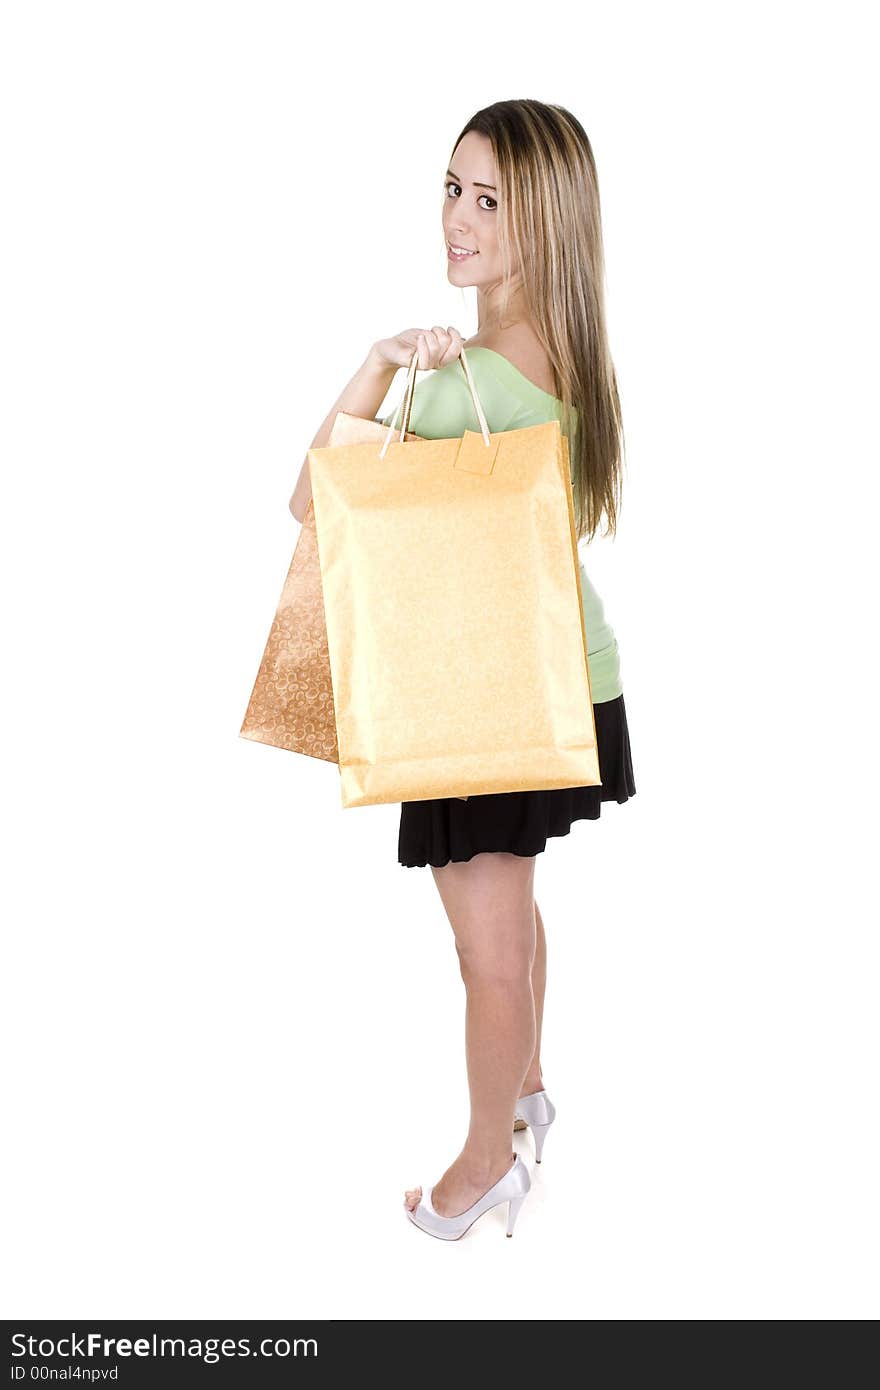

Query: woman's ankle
[520,1068,544,1097]
[458,1144,516,1185]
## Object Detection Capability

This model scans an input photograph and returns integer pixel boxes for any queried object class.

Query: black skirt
[397,693,636,868]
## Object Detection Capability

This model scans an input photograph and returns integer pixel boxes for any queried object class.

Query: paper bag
[239,410,422,762]
[307,348,600,808]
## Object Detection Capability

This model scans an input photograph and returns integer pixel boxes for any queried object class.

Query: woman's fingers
[415,325,463,371]
[439,325,465,367]
[416,331,432,370]
[417,329,441,370]
[431,325,454,368]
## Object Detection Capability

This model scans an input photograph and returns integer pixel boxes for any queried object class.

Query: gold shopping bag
[307,347,601,808]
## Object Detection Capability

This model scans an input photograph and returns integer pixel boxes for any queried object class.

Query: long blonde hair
[449,100,626,541]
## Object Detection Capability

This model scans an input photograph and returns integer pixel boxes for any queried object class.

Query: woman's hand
[371,326,466,372]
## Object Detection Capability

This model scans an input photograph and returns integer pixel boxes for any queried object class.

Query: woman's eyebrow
[446,167,496,190]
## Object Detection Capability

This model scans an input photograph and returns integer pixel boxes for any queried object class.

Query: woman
[289,100,636,1241]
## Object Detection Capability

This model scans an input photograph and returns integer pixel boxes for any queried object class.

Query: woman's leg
[404,850,537,1220]
[521,898,547,1096]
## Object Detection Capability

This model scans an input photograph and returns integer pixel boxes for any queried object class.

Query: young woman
[289,99,636,1241]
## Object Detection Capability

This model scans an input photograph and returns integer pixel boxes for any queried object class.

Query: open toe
[404,1156,530,1241]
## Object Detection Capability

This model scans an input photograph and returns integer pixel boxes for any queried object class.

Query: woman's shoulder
[462,334,559,400]
[379,334,569,436]
[382,349,527,436]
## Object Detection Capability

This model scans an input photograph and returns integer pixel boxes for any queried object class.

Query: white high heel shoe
[514,1090,557,1163]
[405,1153,531,1241]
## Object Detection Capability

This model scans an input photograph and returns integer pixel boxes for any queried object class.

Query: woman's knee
[454,929,534,990]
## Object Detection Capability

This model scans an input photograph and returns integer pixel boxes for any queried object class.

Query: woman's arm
[288,328,464,521]
[288,344,400,523]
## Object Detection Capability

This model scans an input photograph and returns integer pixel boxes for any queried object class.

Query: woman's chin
[446,265,479,284]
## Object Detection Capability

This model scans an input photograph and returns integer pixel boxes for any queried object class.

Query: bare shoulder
[463,330,557,397]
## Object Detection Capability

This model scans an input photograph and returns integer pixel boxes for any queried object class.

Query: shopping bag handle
[379,346,492,460]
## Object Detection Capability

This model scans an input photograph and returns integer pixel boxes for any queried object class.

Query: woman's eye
[444,180,496,211]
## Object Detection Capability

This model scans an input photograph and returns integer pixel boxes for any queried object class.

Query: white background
[2,0,877,1320]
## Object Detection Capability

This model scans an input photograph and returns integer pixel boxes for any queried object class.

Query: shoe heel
[506,1192,528,1237]
[531,1120,552,1163]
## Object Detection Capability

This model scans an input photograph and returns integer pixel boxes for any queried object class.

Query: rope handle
[379,346,492,460]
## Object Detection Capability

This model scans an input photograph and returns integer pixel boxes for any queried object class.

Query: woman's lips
[447,242,478,263]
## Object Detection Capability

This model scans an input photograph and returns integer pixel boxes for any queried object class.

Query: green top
[380,345,624,704]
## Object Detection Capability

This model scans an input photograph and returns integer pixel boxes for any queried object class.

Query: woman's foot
[404,1150,516,1218]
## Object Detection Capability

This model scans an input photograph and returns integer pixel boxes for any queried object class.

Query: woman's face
[442,131,506,287]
